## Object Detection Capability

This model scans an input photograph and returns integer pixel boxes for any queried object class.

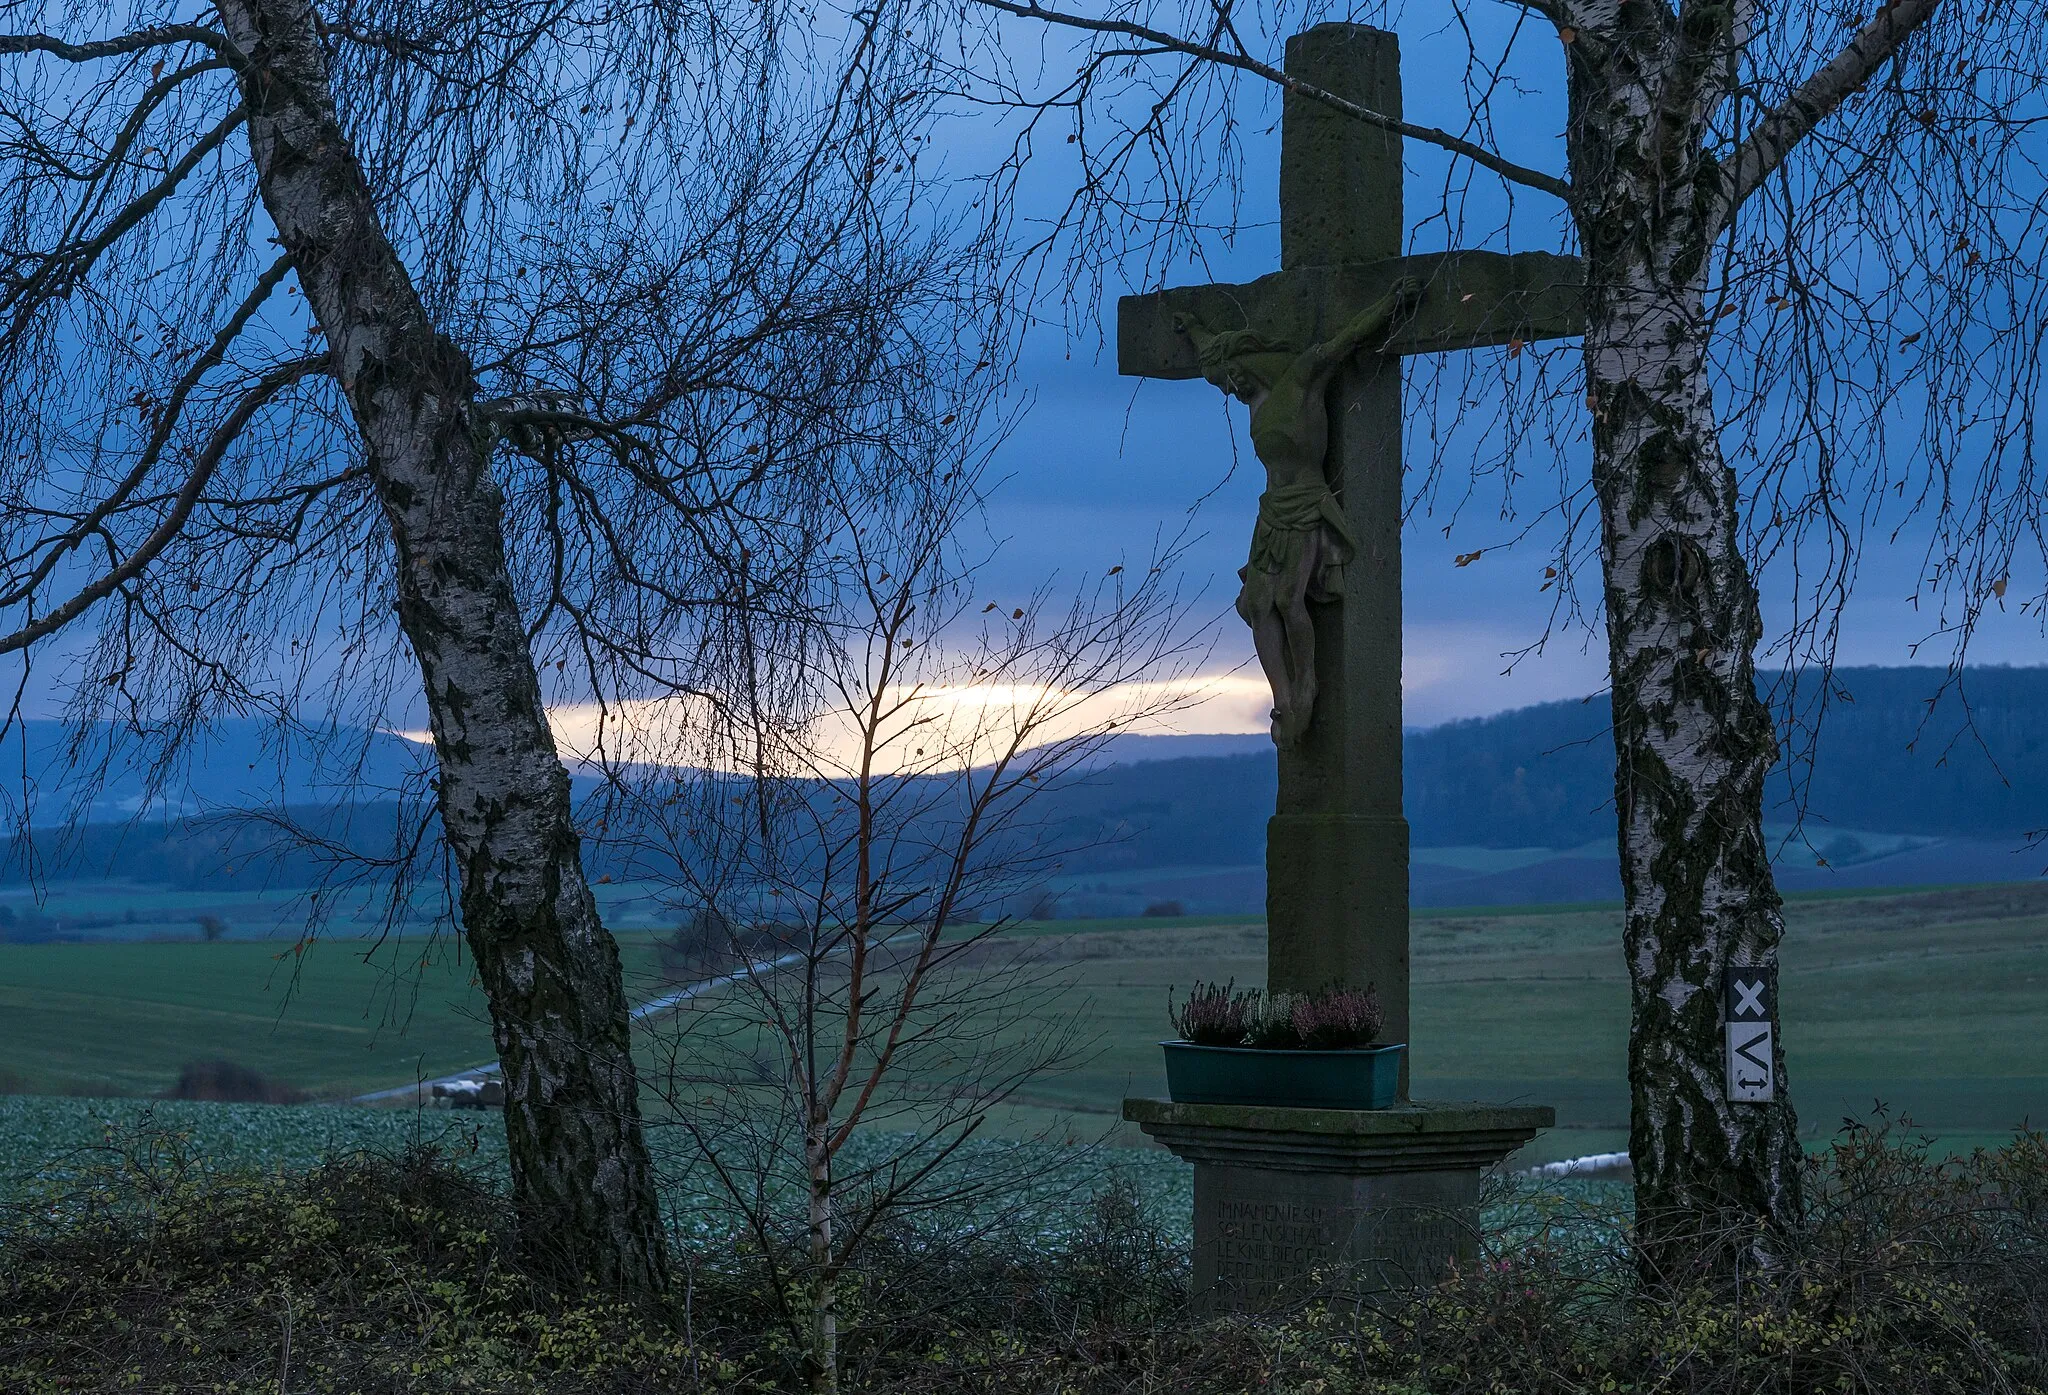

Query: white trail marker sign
[1724,967,1777,1104]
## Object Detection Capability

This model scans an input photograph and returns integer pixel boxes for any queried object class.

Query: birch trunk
[219,0,669,1297]
[1566,7,1802,1277]
[806,1121,839,1394]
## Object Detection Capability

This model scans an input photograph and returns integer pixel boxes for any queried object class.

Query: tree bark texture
[219,0,669,1296]
[1564,3,1802,1276]
[806,1123,839,1394]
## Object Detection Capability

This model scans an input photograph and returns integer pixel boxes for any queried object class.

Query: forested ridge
[5,666,2043,890]
[1039,665,2048,867]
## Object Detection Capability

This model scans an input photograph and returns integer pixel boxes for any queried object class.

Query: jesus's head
[1195,328,1294,403]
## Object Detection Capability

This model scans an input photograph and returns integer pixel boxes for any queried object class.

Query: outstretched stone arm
[1171,310,1225,359]
[1303,276,1422,378]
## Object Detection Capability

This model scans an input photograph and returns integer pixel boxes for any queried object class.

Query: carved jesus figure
[1176,277,1421,747]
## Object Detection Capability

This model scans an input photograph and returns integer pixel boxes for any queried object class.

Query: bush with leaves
[4,1111,2043,1394]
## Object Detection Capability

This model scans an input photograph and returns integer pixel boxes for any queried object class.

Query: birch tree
[636,451,1203,1391]
[0,0,980,1296]
[951,0,2048,1274]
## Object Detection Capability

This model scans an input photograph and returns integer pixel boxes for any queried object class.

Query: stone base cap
[1124,1097,1555,1175]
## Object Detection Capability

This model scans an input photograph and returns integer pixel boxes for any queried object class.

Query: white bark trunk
[1565,1,1803,1275]
[218,0,669,1296]
[807,1124,838,1394]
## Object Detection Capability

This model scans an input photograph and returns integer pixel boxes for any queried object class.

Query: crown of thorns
[1196,327,1296,367]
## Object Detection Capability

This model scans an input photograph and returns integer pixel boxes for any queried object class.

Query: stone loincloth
[1235,483,1361,627]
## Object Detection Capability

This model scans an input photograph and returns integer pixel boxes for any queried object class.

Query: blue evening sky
[959,9,2046,730]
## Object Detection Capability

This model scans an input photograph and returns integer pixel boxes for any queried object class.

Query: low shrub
[162,1058,305,1104]
[0,1122,1189,1394]
[1,1133,703,1394]
[2,1113,2041,1393]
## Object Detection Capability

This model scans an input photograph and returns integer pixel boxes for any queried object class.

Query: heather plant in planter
[1161,980,1402,1109]
[1170,980,1258,1046]
[1176,982,1386,1049]
[1292,984,1384,1049]
[1245,991,1306,1049]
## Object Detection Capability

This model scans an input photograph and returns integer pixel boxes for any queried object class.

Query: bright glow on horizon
[795,672,1278,776]
[388,643,1534,774]
[396,670,1279,774]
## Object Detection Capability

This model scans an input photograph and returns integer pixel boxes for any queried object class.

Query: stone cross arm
[1117,250,1583,380]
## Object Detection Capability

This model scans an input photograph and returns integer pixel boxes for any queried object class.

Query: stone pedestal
[1124,1097,1554,1310]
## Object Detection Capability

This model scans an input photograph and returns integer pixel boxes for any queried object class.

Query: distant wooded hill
[3,665,2043,893]
[1034,666,2048,871]
[1412,664,2048,846]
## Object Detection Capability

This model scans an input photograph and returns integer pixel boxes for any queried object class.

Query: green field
[0,931,684,1098]
[1000,887,2048,1161]
[0,937,488,1097]
[2,886,2043,1167]
[0,878,690,942]
[0,1094,1202,1237]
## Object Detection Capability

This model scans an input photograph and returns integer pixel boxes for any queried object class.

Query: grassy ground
[963,886,2048,1160]
[0,931,684,1097]
[0,1094,1202,1241]
[0,877,689,942]
[3,886,2042,1165]
[0,935,493,1097]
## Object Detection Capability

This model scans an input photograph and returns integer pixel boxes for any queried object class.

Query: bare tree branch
[0,103,248,332]
[1729,0,1943,209]
[0,252,296,606]
[0,26,238,64]
[971,0,1576,203]
[0,354,325,654]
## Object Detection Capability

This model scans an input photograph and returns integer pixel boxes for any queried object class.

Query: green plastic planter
[1160,1040,1406,1110]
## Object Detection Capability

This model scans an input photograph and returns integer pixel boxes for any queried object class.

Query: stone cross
[1118,23,1582,1096]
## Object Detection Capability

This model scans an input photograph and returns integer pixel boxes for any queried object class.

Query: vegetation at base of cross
[1172,980,1385,1049]
[4,1112,2041,1393]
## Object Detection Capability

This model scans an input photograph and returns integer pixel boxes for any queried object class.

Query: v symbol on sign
[1733,1028,1770,1073]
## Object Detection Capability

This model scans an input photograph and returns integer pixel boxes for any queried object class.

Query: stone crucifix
[1118,22,1582,1088]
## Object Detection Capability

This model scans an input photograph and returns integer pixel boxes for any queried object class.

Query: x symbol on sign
[1733,979,1765,1017]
